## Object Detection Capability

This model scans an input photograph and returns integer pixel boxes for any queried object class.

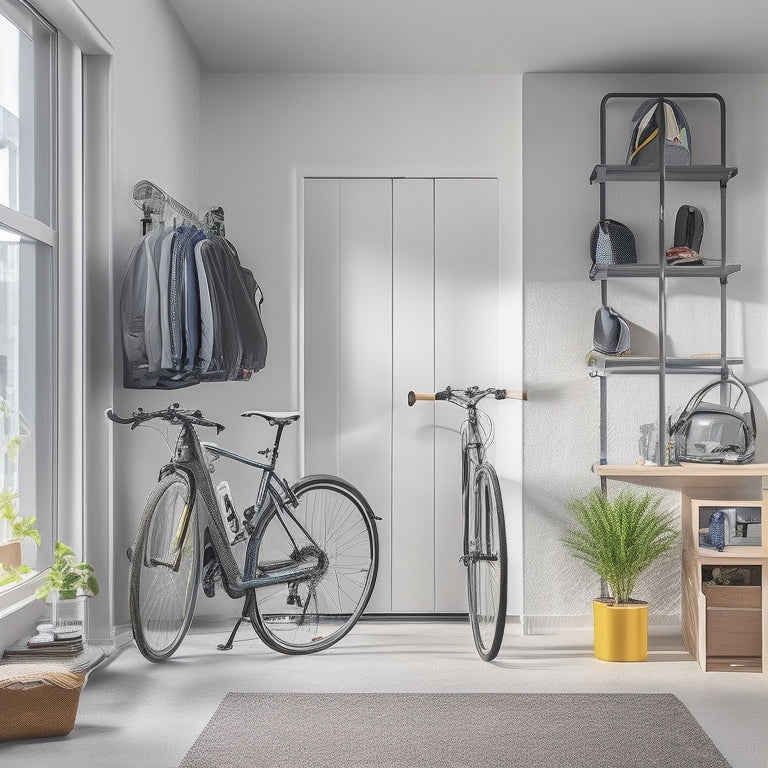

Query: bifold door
[303,177,499,613]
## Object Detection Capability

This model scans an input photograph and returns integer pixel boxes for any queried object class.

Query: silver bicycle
[408,386,525,661]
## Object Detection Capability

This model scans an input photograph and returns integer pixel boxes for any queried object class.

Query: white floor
[3,618,766,768]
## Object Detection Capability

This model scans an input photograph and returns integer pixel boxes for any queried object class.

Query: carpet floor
[179,692,732,768]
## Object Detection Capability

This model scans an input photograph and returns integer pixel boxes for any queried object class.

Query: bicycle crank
[460,552,499,566]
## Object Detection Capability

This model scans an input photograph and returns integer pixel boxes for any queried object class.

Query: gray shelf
[589,262,741,280]
[590,165,738,185]
[587,353,743,377]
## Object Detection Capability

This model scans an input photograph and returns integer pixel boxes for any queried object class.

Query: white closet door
[303,179,340,474]
[392,179,435,611]
[303,178,393,613]
[338,179,393,613]
[434,178,499,613]
[303,177,498,615]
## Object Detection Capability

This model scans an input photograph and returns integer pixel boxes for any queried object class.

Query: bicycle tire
[466,463,507,661]
[245,474,378,654]
[129,472,200,661]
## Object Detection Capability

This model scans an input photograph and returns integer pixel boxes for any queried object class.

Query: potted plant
[562,487,679,661]
[35,541,99,645]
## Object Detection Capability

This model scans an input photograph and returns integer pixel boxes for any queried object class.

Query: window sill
[0,569,48,621]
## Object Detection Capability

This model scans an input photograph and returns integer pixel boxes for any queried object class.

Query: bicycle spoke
[248,476,378,654]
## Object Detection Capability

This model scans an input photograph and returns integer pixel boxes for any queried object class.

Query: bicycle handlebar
[407,386,527,408]
[106,404,225,434]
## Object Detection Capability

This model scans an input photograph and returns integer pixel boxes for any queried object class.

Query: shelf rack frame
[592,93,736,467]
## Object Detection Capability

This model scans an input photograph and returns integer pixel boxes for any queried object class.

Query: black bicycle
[107,404,379,661]
[408,386,525,661]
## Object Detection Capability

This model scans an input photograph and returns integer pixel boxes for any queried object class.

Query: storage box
[0,666,85,741]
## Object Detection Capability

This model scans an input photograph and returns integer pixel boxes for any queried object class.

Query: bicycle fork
[460,472,498,567]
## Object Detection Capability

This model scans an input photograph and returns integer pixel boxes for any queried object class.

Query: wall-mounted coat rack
[132,179,225,237]
[120,180,267,389]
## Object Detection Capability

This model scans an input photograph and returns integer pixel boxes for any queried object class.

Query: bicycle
[407,386,526,661]
[106,404,379,661]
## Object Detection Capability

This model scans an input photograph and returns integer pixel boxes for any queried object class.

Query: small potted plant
[562,487,679,661]
[35,541,99,645]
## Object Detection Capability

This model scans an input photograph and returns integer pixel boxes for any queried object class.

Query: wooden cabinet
[596,462,768,673]
[685,500,765,671]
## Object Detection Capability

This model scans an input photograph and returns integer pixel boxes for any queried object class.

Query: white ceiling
[168,0,768,74]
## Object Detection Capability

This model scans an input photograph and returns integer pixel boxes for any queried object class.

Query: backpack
[590,219,637,265]
[669,376,756,464]
[626,98,691,166]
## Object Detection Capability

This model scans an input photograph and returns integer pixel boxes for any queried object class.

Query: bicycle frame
[163,420,323,598]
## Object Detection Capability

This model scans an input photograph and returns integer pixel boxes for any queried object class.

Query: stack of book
[2,623,84,661]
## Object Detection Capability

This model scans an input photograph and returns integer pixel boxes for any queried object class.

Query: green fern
[562,488,679,604]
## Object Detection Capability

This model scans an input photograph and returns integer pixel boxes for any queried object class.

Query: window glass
[0,0,55,594]
[0,0,53,224]
[0,226,54,580]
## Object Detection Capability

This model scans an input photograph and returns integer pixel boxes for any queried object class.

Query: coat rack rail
[132,179,224,237]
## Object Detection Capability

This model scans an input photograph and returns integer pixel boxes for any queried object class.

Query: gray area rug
[179,692,732,768]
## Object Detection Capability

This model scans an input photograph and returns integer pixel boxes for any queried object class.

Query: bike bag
[593,306,630,356]
[590,219,637,266]
[673,204,704,253]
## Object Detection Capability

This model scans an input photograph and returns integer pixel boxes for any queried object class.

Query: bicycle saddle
[242,410,301,427]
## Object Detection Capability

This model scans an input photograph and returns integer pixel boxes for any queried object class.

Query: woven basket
[0,667,85,741]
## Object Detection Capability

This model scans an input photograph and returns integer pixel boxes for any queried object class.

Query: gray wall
[523,73,768,629]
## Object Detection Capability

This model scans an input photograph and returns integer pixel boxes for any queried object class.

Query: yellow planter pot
[593,599,648,662]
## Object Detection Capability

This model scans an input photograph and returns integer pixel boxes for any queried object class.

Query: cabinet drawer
[706,608,762,658]
[703,584,761,609]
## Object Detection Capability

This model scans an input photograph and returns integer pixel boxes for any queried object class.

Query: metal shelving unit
[591,92,738,467]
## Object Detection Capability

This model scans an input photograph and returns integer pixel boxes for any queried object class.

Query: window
[0,0,56,592]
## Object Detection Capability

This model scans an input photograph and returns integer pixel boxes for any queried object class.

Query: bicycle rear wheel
[245,474,378,654]
[130,472,200,661]
[466,463,507,661]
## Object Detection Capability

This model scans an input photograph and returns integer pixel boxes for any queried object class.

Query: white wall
[523,74,768,630]
[198,73,525,616]
[73,0,202,628]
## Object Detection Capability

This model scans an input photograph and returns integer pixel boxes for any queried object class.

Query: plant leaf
[562,488,679,603]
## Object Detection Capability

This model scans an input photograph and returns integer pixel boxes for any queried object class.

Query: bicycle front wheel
[129,472,200,661]
[466,463,507,661]
[246,474,378,654]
